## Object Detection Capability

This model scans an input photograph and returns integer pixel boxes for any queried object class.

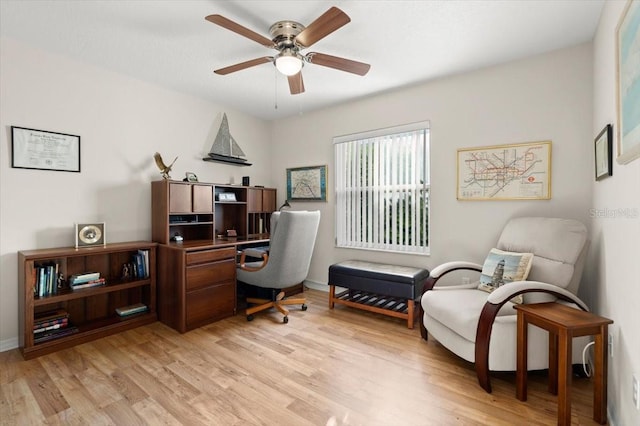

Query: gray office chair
[237,210,321,323]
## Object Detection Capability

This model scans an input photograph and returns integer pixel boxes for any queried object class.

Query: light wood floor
[1,289,602,425]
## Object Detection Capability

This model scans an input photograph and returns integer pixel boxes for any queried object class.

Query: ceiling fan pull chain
[274,68,278,110]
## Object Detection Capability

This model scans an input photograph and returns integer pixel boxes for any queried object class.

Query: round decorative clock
[75,222,106,248]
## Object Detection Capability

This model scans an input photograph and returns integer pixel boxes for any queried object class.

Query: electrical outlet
[633,374,640,410]
[608,333,614,358]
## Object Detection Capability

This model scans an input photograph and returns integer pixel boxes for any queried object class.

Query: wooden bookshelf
[18,241,157,359]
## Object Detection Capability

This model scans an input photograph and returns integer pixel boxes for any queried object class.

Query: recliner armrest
[430,261,483,279]
[485,280,589,311]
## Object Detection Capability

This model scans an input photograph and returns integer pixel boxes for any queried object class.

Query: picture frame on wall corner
[286,165,327,202]
[615,0,640,164]
[595,124,613,180]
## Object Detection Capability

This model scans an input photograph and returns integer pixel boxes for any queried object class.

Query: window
[334,121,430,254]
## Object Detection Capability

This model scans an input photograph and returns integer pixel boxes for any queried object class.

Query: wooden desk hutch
[151,180,276,332]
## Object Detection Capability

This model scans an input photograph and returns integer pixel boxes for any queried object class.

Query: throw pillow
[477,248,534,304]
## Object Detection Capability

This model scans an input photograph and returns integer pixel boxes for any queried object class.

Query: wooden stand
[514,302,613,425]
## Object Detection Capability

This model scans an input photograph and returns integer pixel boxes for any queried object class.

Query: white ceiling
[1,0,604,121]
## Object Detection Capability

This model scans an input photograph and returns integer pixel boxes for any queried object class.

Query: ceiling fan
[205,6,370,95]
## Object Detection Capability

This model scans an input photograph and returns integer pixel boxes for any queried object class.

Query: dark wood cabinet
[157,245,236,332]
[18,242,157,359]
[153,180,215,244]
[152,180,276,332]
[247,187,276,236]
[169,182,213,213]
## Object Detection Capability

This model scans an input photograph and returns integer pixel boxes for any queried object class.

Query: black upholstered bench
[328,260,429,328]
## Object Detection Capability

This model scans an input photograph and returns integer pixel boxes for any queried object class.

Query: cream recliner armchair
[420,217,590,392]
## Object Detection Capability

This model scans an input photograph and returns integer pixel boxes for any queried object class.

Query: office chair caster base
[247,314,254,321]
[283,316,288,324]
[301,304,308,311]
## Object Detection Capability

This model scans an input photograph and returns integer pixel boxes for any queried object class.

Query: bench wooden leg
[329,285,335,309]
[407,299,414,329]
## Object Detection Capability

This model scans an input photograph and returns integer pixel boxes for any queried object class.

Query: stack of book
[33,262,61,297]
[70,272,106,290]
[122,249,150,280]
[33,309,78,343]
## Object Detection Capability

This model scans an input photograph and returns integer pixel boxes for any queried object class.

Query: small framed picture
[595,124,613,181]
[185,172,198,182]
[286,165,327,201]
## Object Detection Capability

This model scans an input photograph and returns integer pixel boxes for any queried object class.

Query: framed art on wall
[595,124,613,180]
[615,0,640,164]
[456,141,551,201]
[286,165,327,201]
[11,126,81,172]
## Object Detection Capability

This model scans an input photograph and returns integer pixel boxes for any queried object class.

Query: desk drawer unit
[158,245,237,333]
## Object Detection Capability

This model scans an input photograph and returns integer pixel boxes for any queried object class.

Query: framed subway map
[457,141,551,201]
[286,165,327,201]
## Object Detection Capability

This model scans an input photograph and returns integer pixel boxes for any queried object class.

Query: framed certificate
[11,126,81,172]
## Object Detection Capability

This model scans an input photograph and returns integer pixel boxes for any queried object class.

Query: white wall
[591,2,640,425]
[3,24,633,425]
[0,38,273,349]
[271,44,594,287]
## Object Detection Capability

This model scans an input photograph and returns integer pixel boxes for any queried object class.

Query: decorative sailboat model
[203,113,252,166]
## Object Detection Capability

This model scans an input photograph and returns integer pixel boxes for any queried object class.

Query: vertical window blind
[334,122,430,254]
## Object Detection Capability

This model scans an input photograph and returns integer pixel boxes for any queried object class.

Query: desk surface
[164,236,270,251]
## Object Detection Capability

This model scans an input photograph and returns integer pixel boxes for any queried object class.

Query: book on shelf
[115,303,148,316]
[34,309,69,323]
[34,263,60,297]
[34,316,69,330]
[33,326,79,344]
[71,277,106,290]
[134,252,145,279]
[34,319,69,334]
[138,249,150,279]
[69,272,100,285]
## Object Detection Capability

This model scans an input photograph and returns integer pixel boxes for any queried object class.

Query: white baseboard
[607,407,616,426]
[304,279,329,292]
[0,337,19,353]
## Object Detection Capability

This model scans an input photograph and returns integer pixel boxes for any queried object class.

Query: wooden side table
[514,302,613,425]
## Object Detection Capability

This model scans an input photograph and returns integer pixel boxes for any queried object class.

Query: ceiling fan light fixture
[275,51,303,76]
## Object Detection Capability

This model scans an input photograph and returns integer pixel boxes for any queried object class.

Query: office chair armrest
[474,280,589,393]
[238,250,269,272]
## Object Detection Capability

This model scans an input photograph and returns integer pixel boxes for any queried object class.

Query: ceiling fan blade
[288,72,305,95]
[214,57,273,75]
[205,14,275,48]
[306,53,370,76]
[295,7,350,48]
